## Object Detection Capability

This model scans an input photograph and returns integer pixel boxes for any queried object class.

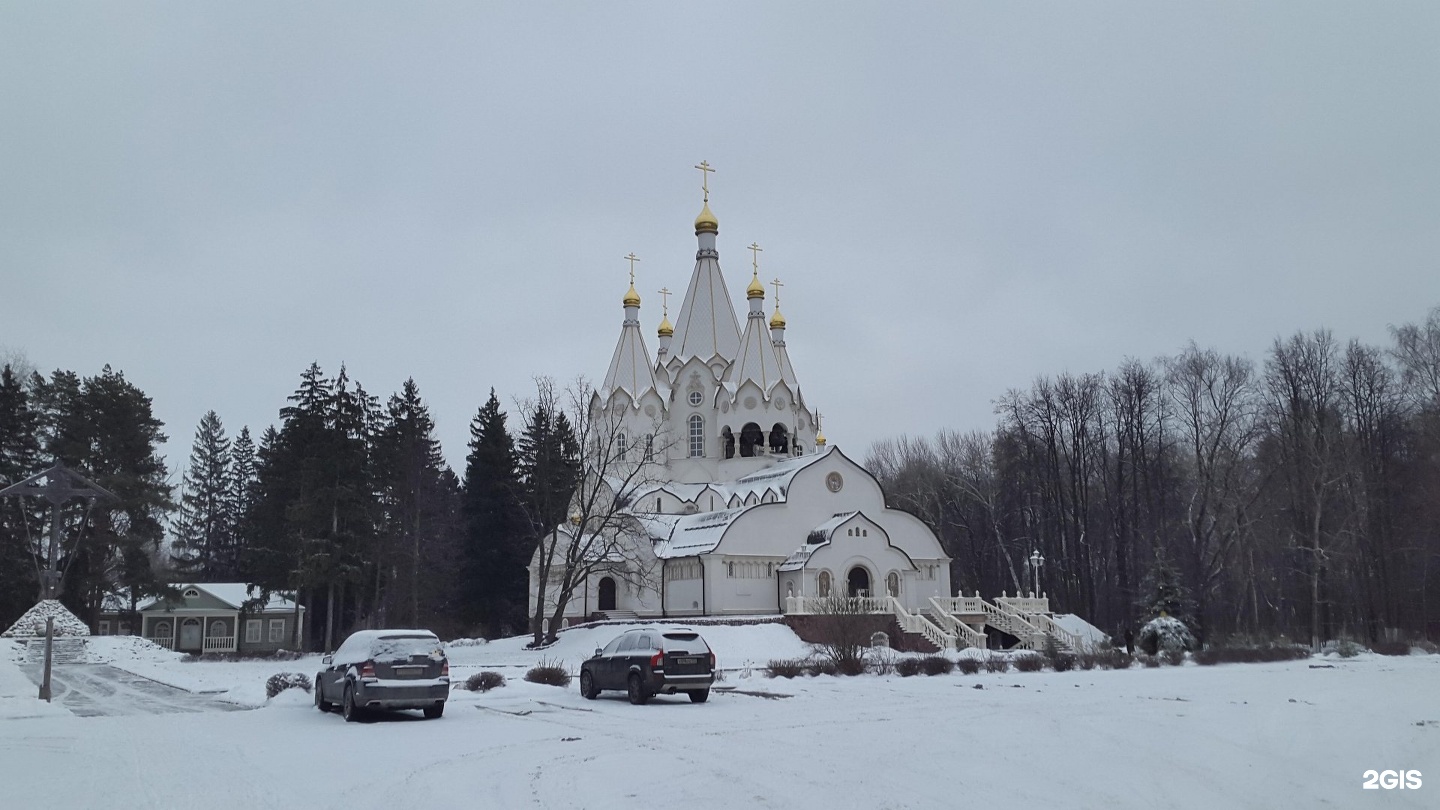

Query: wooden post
[40,616,54,702]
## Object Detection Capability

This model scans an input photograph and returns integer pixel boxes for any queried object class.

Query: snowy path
[18,664,252,717]
[1,655,1436,809]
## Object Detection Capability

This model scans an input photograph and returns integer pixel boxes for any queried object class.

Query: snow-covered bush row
[446,638,488,648]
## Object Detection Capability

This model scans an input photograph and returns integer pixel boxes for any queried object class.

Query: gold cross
[694,160,715,201]
[770,277,784,307]
[748,242,763,277]
[624,253,639,285]
[658,286,672,316]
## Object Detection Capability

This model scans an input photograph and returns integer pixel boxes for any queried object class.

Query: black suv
[579,627,716,704]
[315,629,449,721]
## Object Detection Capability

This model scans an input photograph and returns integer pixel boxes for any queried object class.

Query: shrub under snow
[524,659,571,687]
[1137,615,1196,655]
[265,672,312,699]
[465,671,506,692]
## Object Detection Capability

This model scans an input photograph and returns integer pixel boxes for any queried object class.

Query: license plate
[676,657,697,665]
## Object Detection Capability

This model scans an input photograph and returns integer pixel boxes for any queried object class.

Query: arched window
[209,621,226,637]
[689,415,705,457]
[644,434,654,461]
[739,423,764,457]
[817,571,832,597]
[615,433,627,459]
[768,423,790,454]
[722,426,735,459]
[887,572,900,598]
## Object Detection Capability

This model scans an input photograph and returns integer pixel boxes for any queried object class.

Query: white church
[528,165,1091,653]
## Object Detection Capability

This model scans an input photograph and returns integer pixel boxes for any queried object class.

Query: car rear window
[662,632,708,653]
[370,636,444,662]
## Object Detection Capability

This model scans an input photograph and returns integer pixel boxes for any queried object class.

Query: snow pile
[1,600,91,638]
[1139,615,1196,654]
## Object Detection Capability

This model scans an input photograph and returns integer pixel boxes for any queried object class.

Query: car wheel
[627,674,650,705]
[315,677,333,712]
[341,683,362,723]
[580,670,598,700]
[688,689,710,704]
[423,703,444,719]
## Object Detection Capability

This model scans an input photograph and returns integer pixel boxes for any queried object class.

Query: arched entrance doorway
[598,576,617,612]
[847,566,871,597]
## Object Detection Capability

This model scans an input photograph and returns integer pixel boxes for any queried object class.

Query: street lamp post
[1029,550,1045,598]
[0,463,116,701]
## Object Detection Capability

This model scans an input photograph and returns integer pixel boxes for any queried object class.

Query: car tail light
[709,651,716,669]
[360,662,375,678]
[441,661,450,676]
[650,651,664,669]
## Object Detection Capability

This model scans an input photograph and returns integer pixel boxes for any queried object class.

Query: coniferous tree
[461,389,524,637]
[172,410,235,579]
[378,378,460,631]
[28,366,174,625]
[0,365,43,624]
[229,426,258,557]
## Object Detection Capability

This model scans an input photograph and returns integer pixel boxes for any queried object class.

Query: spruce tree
[0,365,43,624]
[172,410,234,579]
[379,378,458,630]
[229,426,257,548]
[461,389,524,637]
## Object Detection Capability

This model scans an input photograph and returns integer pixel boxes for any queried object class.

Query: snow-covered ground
[1,631,1437,809]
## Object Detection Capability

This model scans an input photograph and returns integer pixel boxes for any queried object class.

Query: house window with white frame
[268,619,285,643]
[245,619,262,643]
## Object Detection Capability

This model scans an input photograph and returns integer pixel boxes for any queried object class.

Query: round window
[826,472,844,492]
[688,391,703,406]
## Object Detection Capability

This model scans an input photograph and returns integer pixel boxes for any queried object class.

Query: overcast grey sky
[3,2,1438,476]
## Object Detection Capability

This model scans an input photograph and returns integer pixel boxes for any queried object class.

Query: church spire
[601,254,663,405]
[769,276,799,389]
[669,160,741,368]
[731,242,786,395]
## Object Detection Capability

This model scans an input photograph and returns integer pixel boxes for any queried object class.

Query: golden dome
[622,283,641,308]
[769,306,787,329]
[815,429,827,447]
[747,273,765,299]
[658,314,674,337]
[694,201,718,234]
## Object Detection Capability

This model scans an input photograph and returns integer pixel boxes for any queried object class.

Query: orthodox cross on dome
[658,286,672,317]
[748,242,763,277]
[694,160,715,201]
[624,252,640,284]
[771,277,784,306]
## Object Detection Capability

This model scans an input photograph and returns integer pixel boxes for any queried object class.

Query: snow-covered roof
[652,506,753,558]
[777,545,817,572]
[808,511,859,543]
[723,446,832,503]
[138,583,298,613]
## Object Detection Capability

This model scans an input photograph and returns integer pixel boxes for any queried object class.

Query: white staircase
[929,594,1085,652]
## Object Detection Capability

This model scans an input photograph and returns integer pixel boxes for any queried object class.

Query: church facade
[528,168,952,629]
